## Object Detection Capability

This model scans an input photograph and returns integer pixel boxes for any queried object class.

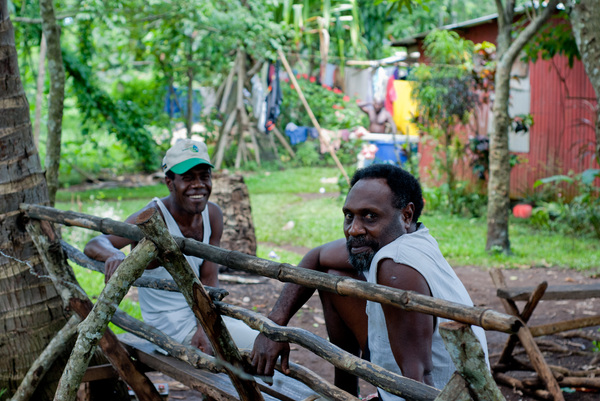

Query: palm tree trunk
[0,3,68,397]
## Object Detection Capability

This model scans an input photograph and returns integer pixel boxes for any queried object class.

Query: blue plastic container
[373,141,407,165]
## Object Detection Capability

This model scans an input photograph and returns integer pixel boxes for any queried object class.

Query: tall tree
[486,0,559,253]
[39,0,65,206]
[568,0,600,164]
[0,0,69,397]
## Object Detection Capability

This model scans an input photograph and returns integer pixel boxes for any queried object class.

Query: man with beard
[85,139,256,354]
[251,164,488,399]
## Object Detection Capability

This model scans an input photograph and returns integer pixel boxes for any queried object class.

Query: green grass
[56,183,168,203]
[244,167,344,194]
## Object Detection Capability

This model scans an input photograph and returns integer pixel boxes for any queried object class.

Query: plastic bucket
[372,141,407,165]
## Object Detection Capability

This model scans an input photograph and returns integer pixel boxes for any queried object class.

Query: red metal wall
[512,56,598,198]
[415,19,598,198]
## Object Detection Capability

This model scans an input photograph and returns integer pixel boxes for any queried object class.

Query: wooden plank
[81,365,119,382]
[118,334,320,401]
[497,283,600,301]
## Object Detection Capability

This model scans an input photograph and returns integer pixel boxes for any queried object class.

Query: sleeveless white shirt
[366,224,489,400]
[137,197,211,343]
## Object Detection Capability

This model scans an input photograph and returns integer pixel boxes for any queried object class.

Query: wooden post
[277,49,350,185]
[25,219,162,401]
[236,50,260,167]
[54,239,159,401]
[214,109,237,169]
[135,208,264,401]
[516,327,565,401]
[438,322,506,401]
[498,281,547,364]
[219,52,238,114]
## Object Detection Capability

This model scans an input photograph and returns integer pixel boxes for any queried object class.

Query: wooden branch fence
[18,203,528,401]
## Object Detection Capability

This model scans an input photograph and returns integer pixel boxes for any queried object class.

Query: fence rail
[19,203,511,401]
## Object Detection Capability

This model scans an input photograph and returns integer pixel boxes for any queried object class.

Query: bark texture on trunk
[211,173,257,257]
[0,4,68,398]
[570,0,600,163]
[486,0,559,253]
[39,0,65,206]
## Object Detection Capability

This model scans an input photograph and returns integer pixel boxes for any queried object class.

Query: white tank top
[137,197,211,343]
[366,224,489,400]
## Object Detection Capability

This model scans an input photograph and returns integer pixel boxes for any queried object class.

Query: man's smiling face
[166,164,212,215]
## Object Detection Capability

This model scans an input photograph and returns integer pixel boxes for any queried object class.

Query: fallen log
[493,372,552,400]
[530,316,600,337]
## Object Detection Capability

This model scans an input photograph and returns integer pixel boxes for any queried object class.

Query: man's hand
[104,252,126,283]
[191,327,213,356]
[251,333,290,377]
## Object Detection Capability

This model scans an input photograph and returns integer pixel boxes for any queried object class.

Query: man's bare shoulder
[319,239,352,269]
[378,259,431,295]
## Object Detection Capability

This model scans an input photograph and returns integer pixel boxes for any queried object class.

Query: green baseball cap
[162,139,214,174]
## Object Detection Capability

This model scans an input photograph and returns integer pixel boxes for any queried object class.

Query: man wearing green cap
[85,139,254,354]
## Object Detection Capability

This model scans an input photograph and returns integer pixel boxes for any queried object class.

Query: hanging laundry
[345,67,373,103]
[265,61,283,133]
[384,74,397,115]
[323,63,337,88]
[285,123,308,145]
[372,67,388,103]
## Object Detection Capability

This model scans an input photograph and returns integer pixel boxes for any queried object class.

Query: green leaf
[580,169,600,185]
[533,175,574,188]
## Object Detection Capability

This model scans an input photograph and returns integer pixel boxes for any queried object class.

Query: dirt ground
[152,262,600,401]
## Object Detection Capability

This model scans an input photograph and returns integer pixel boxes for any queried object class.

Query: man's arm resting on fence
[251,239,352,376]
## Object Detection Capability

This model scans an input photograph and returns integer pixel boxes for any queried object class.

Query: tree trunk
[569,0,600,163]
[40,0,65,206]
[0,3,69,398]
[34,33,47,148]
[486,0,559,253]
[487,61,511,252]
[186,36,194,139]
[211,173,257,257]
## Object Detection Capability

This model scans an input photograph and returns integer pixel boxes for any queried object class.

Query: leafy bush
[530,169,600,239]
[279,74,368,131]
[422,181,487,218]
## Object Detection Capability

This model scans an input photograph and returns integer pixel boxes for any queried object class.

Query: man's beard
[346,237,378,272]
